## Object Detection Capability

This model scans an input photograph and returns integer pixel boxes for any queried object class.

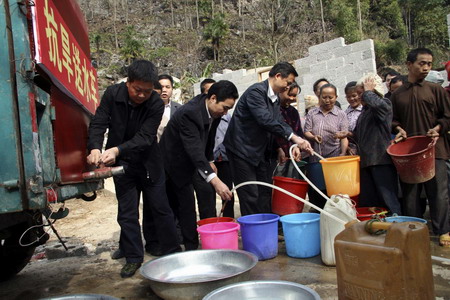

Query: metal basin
[40,295,119,300]
[203,280,321,300]
[140,249,258,300]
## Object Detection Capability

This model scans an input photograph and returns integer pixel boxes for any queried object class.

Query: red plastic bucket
[197,217,234,227]
[356,207,388,221]
[387,136,435,184]
[272,176,308,216]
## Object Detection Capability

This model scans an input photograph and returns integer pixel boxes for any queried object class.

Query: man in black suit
[87,60,180,278]
[160,80,238,250]
[193,79,218,220]
[224,62,313,216]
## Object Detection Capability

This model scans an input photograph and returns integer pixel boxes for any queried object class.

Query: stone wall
[196,37,377,112]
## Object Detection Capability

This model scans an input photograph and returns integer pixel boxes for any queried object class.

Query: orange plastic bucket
[319,156,360,197]
[272,176,308,216]
[387,136,435,184]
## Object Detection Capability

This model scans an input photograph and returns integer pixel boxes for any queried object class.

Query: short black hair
[344,81,357,94]
[389,75,407,87]
[153,80,162,90]
[200,78,216,94]
[288,81,301,94]
[158,74,174,87]
[407,48,433,63]
[269,62,298,78]
[127,60,158,83]
[207,80,239,102]
[313,78,329,94]
[319,83,337,97]
[383,69,400,81]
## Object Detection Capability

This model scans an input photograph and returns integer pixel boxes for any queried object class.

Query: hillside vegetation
[77,0,450,98]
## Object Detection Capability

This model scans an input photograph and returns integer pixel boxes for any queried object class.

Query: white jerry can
[320,194,357,266]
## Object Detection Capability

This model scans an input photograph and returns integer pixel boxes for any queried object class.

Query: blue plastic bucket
[237,213,280,260]
[305,162,326,190]
[385,216,427,224]
[280,213,320,258]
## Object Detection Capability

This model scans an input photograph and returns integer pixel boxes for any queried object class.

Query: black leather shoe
[120,262,141,278]
[111,249,124,260]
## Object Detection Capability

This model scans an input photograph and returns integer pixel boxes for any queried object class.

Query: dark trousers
[216,161,235,218]
[359,164,402,215]
[228,152,271,216]
[113,162,179,263]
[192,172,216,219]
[166,175,199,250]
[400,159,449,235]
[307,188,328,210]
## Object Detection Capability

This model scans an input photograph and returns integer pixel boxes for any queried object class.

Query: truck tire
[0,222,36,281]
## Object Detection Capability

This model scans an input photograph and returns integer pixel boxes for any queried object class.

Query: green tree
[203,13,228,61]
[335,5,360,43]
[119,26,144,64]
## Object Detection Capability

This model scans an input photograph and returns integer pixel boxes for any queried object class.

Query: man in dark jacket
[87,60,180,277]
[160,80,238,250]
[224,62,313,216]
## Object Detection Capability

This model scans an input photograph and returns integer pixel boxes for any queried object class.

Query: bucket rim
[387,135,434,157]
[385,216,427,224]
[356,207,388,216]
[237,213,280,224]
[280,213,320,224]
[272,176,308,184]
[319,155,360,164]
[196,217,235,226]
[197,222,240,234]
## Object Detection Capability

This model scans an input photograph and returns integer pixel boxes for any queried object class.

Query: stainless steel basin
[203,280,321,300]
[140,249,258,300]
[40,295,119,300]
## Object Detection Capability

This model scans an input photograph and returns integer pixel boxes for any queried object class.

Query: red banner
[31,0,99,115]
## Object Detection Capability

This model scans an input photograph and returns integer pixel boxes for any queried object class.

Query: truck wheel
[0,222,36,281]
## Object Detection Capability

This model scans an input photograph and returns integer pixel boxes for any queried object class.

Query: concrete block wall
[448,14,450,47]
[194,37,377,113]
[194,68,261,100]
[294,38,376,112]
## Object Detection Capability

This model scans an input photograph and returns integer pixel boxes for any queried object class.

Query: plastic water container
[320,155,360,197]
[320,195,357,266]
[387,136,435,184]
[272,176,308,215]
[335,221,434,299]
[280,213,320,258]
[237,214,280,260]
[197,222,240,250]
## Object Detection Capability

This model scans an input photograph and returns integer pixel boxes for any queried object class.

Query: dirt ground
[0,181,450,300]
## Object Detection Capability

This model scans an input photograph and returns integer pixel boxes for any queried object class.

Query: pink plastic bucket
[197,222,240,250]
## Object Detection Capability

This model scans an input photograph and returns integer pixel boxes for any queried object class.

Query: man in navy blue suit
[224,62,313,216]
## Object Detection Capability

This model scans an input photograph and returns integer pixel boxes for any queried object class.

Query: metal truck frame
[0,0,106,280]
